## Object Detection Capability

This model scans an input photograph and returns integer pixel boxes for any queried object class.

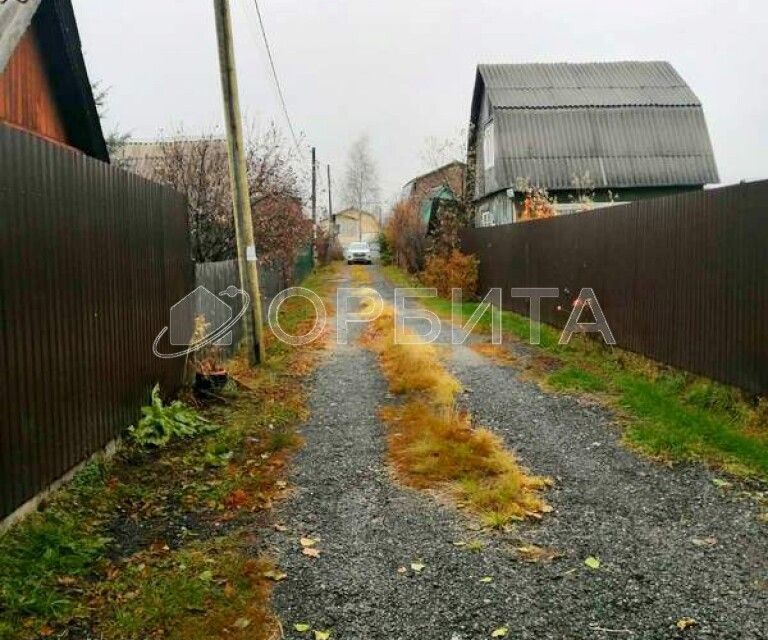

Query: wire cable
[243,0,303,154]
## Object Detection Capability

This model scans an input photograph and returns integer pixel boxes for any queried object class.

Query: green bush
[129,385,217,448]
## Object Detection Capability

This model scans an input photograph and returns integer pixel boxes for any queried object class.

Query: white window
[483,121,495,170]
[480,210,494,227]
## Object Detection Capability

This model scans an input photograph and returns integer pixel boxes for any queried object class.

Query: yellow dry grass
[349,264,373,285]
[470,342,517,366]
[362,306,549,527]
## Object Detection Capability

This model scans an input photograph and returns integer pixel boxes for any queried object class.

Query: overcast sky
[72,0,768,209]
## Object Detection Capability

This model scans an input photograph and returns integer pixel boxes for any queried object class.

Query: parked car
[345,241,373,265]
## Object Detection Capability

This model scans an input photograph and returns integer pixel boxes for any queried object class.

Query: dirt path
[262,266,767,640]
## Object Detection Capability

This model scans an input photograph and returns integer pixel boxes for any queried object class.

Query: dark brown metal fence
[460,180,768,395]
[0,125,193,521]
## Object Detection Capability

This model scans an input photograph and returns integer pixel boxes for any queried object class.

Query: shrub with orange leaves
[420,249,479,298]
[515,178,556,221]
[385,199,427,273]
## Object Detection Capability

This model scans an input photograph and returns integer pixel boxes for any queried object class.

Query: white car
[345,241,373,265]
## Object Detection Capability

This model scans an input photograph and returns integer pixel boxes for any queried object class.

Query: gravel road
[262,267,767,640]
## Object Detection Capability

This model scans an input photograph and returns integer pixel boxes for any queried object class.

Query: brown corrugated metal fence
[460,180,768,395]
[0,125,193,520]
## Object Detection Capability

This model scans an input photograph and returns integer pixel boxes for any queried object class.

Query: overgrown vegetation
[382,265,768,481]
[420,249,479,298]
[0,267,335,640]
[129,384,218,448]
[362,304,549,527]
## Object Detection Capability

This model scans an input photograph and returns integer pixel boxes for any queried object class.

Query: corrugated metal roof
[479,61,700,107]
[0,0,42,73]
[473,61,718,191]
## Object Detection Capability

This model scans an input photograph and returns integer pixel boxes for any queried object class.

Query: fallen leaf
[676,617,697,631]
[711,478,732,489]
[397,566,407,574]
[516,545,561,564]
[233,618,251,629]
[276,480,288,488]
[300,537,318,548]
[274,523,288,532]
[56,576,77,587]
[302,547,321,559]
[584,556,601,570]
[38,626,55,637]
[314,631,331,640]
[294,623,311,633]
[491,627,509,638]
[225,489,249,509]
[198,570,214,581]
[691,536,717,547]
[480,576,493,583]
[262,570,287,582]
[410,562,425,573]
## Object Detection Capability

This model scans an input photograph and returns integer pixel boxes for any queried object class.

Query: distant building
[334,207,381,250]
[114,139,228,177]
[0,0,108,161]
[402,161,467,203]
[402,161,467,234]
[468,61,719,226]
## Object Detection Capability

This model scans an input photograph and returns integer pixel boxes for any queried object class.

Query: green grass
[0,266,334,640]
[382,265,768,481]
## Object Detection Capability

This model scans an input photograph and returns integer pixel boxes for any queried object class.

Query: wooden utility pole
[213,0,264,364]
[327,164,334,236]
[311,147,317,260]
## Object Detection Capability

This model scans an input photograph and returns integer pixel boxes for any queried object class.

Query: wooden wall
[0,26,69,147]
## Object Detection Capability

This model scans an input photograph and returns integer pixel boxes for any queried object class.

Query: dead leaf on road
[262,569,287,582]
[314,631,331,640]
[491,627,509,637]
[294,623,311,633]
[676,618,697,630]
[584,556,601,570]
[300,537,318,548]
[691,536,717,547]
[302,547,321,559]
[410,562,425,573]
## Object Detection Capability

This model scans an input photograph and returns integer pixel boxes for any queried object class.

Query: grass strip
[382,265,768,481]
[361,303,549,528]
[0,265,336,640]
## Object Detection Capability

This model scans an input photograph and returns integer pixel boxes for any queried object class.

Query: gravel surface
[262,267,767,640]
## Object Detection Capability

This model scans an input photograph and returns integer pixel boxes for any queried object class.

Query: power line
[243,0,302,154]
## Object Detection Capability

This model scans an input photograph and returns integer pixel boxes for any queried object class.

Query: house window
[480,209,493,227]
[483,121,495,170]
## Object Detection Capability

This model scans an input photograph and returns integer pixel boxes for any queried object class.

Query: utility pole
[213,0,264,364]
[311,147,317,261]
[327,164,334,238]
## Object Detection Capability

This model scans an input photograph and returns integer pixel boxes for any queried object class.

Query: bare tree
[149,123,309,265]
[91,81,132,164]
[419,127,468,204]
[153,134,235,262]
[342,134,380,210]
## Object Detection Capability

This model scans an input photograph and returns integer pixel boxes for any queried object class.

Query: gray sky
[73,0,768,207]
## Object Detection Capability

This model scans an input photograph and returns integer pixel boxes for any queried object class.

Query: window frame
[483,120,495,170]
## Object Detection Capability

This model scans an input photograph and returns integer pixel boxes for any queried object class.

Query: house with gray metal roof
[468,61,719,226]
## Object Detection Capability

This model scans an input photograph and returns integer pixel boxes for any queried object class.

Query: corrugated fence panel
[460,180,768,395]
[0,125,193,521]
